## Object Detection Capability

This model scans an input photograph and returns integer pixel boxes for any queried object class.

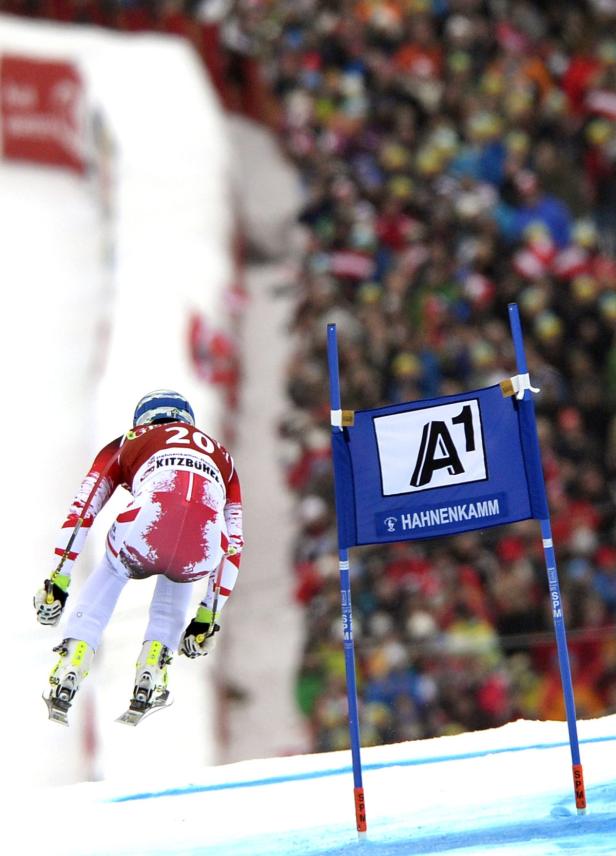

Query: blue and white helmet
[133,389,195,427]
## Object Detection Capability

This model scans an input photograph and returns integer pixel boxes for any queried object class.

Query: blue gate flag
[331,383,549,548]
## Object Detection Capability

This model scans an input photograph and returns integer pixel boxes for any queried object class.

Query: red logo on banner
[1,55,85,172]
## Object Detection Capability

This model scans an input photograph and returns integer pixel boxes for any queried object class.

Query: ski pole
[196,558,225,642]
[46,516,85,604]
[46,445,123,603]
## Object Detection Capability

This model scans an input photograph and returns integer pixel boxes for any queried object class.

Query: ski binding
[43,691,72,726]
[116,690,173,726]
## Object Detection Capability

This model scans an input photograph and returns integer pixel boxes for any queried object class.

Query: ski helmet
[133,389,195,427]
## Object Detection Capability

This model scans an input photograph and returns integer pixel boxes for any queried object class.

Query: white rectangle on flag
[374,399,488,496]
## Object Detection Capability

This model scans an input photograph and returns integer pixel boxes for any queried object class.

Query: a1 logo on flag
[374,398,487,495]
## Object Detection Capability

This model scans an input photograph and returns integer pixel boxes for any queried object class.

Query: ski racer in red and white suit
[50,421,242,649]
[35,395,243,719]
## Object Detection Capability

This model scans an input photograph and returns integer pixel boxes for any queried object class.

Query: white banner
[374,398,487,495]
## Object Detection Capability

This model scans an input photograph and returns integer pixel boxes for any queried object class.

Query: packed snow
[7,715,616,855]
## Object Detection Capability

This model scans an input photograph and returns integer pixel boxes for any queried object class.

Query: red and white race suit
[52,421,243,651]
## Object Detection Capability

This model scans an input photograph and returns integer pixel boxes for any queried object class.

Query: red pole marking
[572,763,587,811]
[354,786,367,833]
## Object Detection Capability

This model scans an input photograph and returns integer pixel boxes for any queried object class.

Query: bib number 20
[164,425,215,454]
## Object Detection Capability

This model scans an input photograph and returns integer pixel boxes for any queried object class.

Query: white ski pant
[63,552,194,652]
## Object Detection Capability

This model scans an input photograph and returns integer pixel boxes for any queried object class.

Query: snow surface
[1,15,232,787]
[7,716,615,855]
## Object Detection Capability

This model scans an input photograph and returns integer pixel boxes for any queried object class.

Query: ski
[116,690,173,726]
[43,692,71,726]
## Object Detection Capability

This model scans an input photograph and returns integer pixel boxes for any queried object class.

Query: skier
[34,389,243,725]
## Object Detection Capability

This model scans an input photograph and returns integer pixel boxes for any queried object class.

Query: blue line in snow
[110,733,616,804]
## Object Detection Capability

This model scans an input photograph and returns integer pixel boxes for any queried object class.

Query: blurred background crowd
[5,0,616,752]
[254,0,616,751]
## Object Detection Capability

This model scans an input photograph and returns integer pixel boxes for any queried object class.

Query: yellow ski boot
[44,638,94,726]
[117,640,173,726]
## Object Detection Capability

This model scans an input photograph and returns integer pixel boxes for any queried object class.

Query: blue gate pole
[507,302,587,813]
[327,322,367,836]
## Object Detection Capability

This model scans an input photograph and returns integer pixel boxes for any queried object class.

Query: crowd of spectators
[244,0,616,751]
[7,0,616,751]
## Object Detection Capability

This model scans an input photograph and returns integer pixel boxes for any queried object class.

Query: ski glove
[226,538,242,558]
[34,576,69,626]
[180,606,220,658]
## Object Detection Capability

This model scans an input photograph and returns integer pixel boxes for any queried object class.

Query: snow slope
[0,15,232,787]
[8,715,615,855]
